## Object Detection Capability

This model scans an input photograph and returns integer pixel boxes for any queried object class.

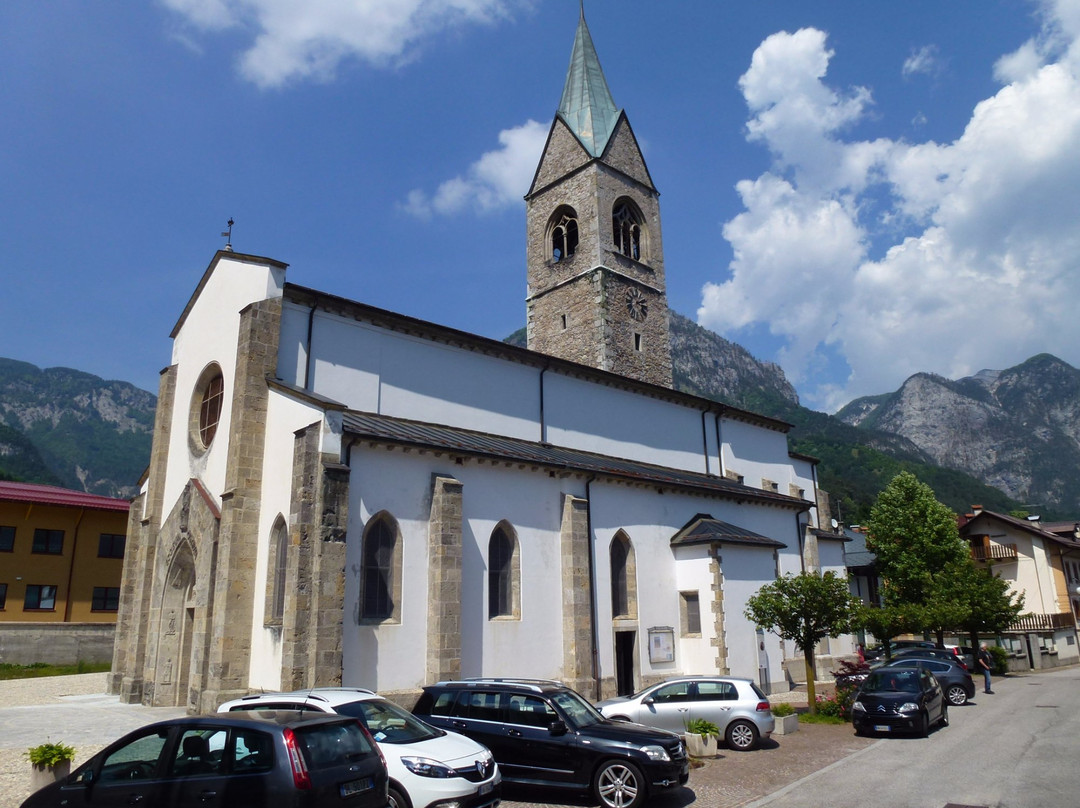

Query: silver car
[596,676,775,751]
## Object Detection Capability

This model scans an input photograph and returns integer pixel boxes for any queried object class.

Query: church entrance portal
[153,544,196,707]
[615,630,636,696]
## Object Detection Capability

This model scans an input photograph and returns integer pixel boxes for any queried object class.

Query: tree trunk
[804,649,817,714]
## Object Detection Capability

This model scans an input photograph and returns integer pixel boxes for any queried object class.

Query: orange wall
[0,500,128,623]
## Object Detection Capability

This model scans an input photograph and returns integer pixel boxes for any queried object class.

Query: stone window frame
[679,590,701,637]
[724,470,745,485]
[609,531,638,620]
[612,198,645,262]
[761,478,779,493]
[487,521,521,620]
[359,512,403,624]
[788,483,805,499]
[548,205,579,263]
[264,515,289,627]
[188,362,225,456]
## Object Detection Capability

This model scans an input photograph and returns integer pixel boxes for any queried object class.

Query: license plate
[873,725,890,732]
[478,782,494,795]
[341,777,374,797]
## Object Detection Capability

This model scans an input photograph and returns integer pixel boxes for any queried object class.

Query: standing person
[978,643,994,694]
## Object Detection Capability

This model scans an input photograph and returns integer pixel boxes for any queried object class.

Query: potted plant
[682,718,720,757]
[25,741,76,790]
[771,702,799,735]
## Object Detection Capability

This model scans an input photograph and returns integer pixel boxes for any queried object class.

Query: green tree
[958,564,1025,650]
[865,472,975,645]
[745,572,861,714]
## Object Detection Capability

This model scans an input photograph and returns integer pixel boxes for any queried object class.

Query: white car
[219,687,500,808]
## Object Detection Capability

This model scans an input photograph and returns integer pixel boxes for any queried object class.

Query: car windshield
[864,670,920,693]
[334,700,443,744]
[550,690,604,728]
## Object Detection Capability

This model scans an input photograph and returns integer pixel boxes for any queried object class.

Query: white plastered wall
[164,256,284,515]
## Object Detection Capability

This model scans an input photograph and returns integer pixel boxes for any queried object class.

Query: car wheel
[939,704,949,728]
[946,685,968,706]
[593,759,646,808]
[916,711,929,738]
[725,719,759,751]
[388,785,410,808]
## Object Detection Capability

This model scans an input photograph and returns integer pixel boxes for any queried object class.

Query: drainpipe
[62,508,87,622]
[539,363,550,443]
[303,304,316,390]
[584,474,601,701]
[700,410,710,475]
[713,411,727,478]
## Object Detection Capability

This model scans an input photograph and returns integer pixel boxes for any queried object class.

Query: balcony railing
[1010,612,1075,632]
[971,543,1018,562]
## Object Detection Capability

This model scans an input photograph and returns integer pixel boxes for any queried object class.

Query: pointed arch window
[612,200,643,262]
[549,206,579,263]
[488,524,521,619]
[360,515,401,622]
[265,516,288,626]
[610,532,637,619]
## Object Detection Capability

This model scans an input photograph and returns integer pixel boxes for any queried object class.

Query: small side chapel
[109,9,851,714]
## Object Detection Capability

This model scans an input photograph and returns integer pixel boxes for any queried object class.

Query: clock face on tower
[626,288,648,321]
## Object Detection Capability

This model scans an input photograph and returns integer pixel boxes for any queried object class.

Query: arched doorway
[154,542,196,707]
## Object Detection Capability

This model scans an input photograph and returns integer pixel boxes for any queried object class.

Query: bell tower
[525,7,672,388]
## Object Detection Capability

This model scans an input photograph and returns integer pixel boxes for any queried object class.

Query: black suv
[412,679,689,808]
[21,711,388,808]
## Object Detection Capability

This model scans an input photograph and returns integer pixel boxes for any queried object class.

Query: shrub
[988,645,1009,674]
[684,718,720,739]
[770,702,796,717]
[25,742,76,768]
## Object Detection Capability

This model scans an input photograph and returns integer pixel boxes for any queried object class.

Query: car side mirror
[548,720,568,736]
[642,696,654,705]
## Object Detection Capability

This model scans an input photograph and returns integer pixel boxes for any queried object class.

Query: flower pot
[682,733,718,757]
[772,713,799,735]
[30,760,71,791]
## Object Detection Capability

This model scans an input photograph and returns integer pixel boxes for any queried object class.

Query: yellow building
[0,481,129,624]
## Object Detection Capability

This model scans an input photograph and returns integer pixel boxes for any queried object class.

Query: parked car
[943,644,977,669]
[412,678,689,808]
[876,656,975,705]
[219,687,500,808]
[892,647,970,670]
[864,639,936,660]
[595,676,774,751]
[851,665,949,737]
[20,710,388,808]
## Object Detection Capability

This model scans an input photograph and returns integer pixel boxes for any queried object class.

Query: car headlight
[639,745,671,762]
[851,701,865,712]
[400,757,454,778]
[898,702,920,713]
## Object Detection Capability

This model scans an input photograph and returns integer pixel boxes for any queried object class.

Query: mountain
[506,315,1020,522]
[836,354,1080,515]
[0,358,155,499]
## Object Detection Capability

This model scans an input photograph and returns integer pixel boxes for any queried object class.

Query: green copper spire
[558,5,620,158]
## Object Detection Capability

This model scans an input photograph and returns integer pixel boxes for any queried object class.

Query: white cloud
[902,45,941,79]
[160,0,527,88]
[402,119,548,217]
[701,0,1080,412]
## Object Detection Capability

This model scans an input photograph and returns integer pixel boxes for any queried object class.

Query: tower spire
[558,4,620,158]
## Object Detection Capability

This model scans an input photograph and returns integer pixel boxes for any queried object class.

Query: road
[743,666,1080,808]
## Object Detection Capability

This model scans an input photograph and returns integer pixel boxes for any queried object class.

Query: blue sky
[3,0,1078,412]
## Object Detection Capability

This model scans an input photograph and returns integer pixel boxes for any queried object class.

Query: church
[109,9,850,713]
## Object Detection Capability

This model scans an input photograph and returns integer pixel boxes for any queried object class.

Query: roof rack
[436,678,565,693]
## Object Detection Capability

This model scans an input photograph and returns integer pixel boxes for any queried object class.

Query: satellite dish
[831,519,839,529]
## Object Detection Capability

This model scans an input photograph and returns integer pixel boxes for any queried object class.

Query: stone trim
[710,550,729,674]
[559,494,594,695]
[426,475,463,683]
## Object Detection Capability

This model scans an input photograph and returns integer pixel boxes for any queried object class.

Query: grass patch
[0,661,111,681]
[797,712,848,725]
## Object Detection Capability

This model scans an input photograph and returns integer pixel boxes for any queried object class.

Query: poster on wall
[648,626,675,663]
